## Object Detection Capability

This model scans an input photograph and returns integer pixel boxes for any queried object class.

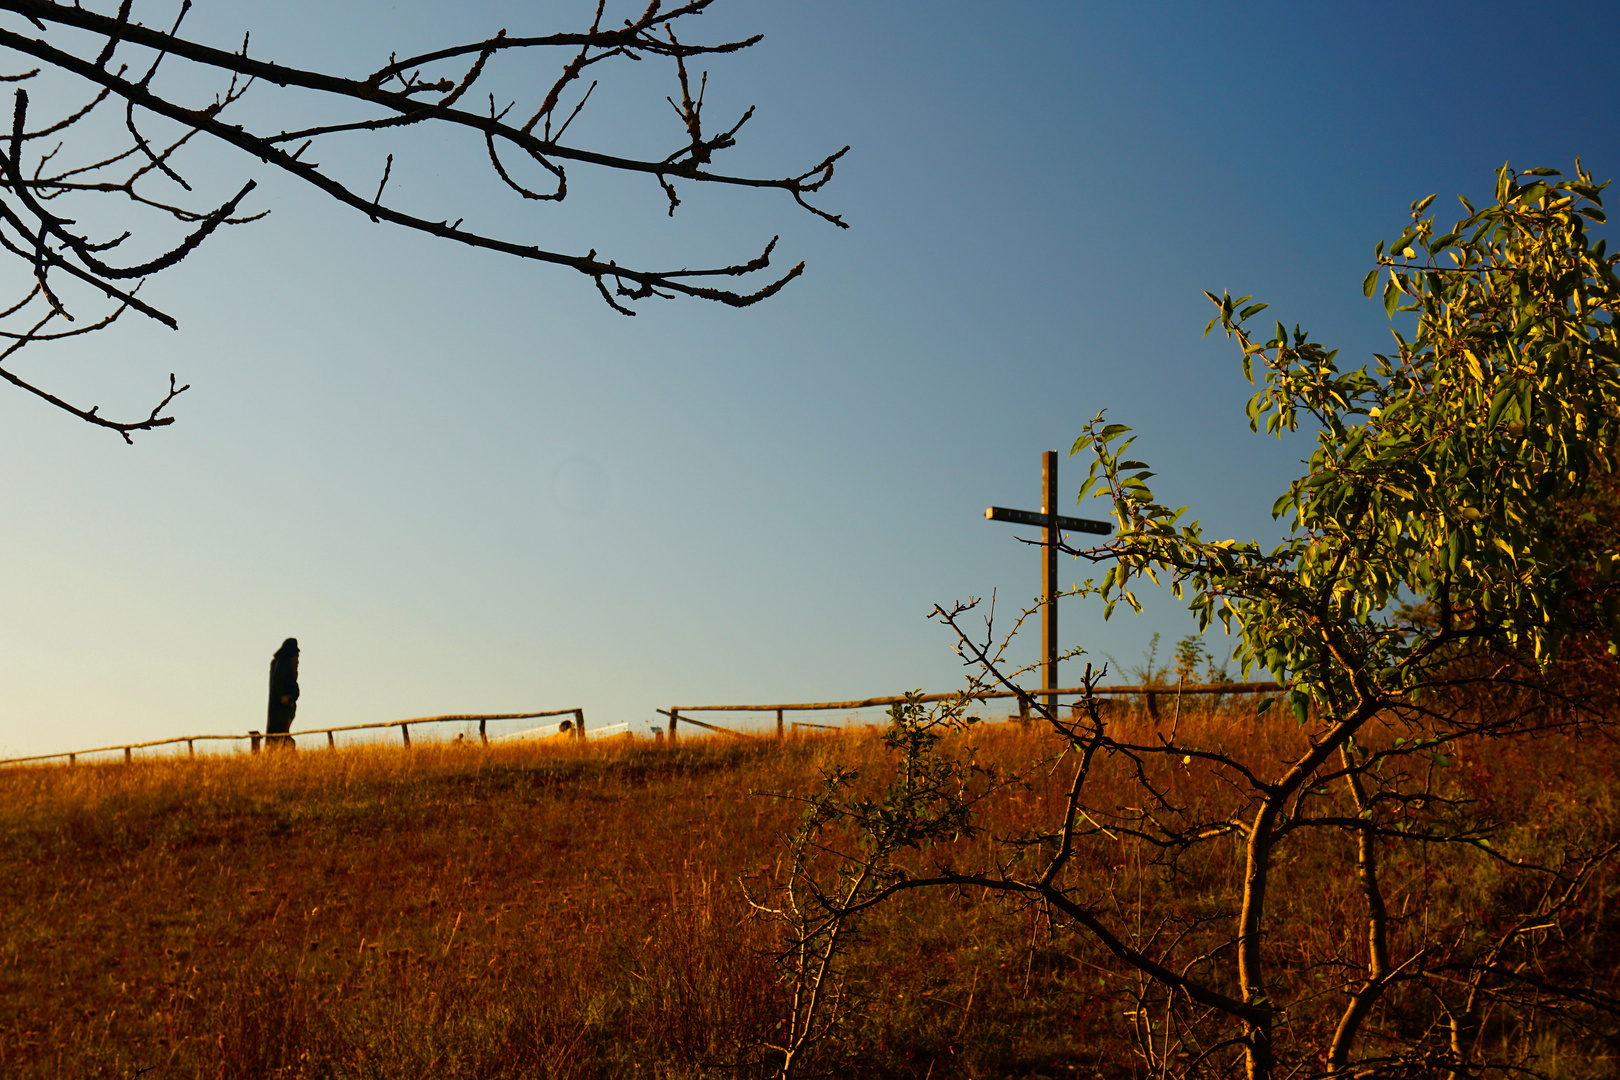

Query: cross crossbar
[983,505,1111,534]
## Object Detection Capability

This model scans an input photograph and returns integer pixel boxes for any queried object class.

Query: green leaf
[1362,268,1379,298]
[1238,302,1269,321]
[1487,385,1517,428]
[1382,277,1400,318]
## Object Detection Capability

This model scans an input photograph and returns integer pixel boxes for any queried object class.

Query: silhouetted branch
[0,0,844,436]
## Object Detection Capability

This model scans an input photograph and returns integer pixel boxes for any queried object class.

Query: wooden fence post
[250,731,261,754]
[479,718,488,745]
[669,709,679,743]
[68,753,75,766]
[574,709,586,741]
[187,740,194,758]
[123,747,132,764]
[1146,691,1160,720]
[400,723,411,747]
[776,708,784,739]
[327,731,336,749]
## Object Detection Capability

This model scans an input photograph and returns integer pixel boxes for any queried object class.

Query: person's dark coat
[267,638,300,737]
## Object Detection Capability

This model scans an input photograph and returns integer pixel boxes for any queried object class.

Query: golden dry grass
[0,708,1614,1079]
[1,737,808,1079]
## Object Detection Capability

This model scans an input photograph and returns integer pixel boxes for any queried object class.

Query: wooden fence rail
[0,709,586,768]
[2,682,1287,764]
[661,682,1281,739]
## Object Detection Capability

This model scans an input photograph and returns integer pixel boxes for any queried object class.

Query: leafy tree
[1109,629,1169,687]
[766,163,1620,1079]
[0,1,845,438]
[1171,633,1208,684]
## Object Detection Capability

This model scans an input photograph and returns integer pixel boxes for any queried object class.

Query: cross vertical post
[1041,450,1058,713]
[985,454,1110,717]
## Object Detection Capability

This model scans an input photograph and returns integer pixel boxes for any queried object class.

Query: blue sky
[0,1,1615,757]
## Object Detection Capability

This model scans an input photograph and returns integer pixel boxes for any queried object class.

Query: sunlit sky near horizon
[1,1,1616,758]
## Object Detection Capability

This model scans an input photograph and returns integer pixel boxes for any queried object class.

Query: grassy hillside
[1,736,805,1079]
[1,710,1615,1079]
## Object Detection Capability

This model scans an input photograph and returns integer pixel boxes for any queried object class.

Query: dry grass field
[1,705,1615,1079]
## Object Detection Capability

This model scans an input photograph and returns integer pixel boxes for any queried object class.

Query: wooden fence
[0,709,586,768]
[659,682,1281,739]
[1,682,1287,765]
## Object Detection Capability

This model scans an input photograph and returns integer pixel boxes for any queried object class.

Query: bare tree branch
[0,0,845,436]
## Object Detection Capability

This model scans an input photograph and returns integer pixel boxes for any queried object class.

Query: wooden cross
[985,451,1111,710]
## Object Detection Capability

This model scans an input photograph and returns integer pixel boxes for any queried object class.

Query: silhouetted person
[267,638,300,750]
